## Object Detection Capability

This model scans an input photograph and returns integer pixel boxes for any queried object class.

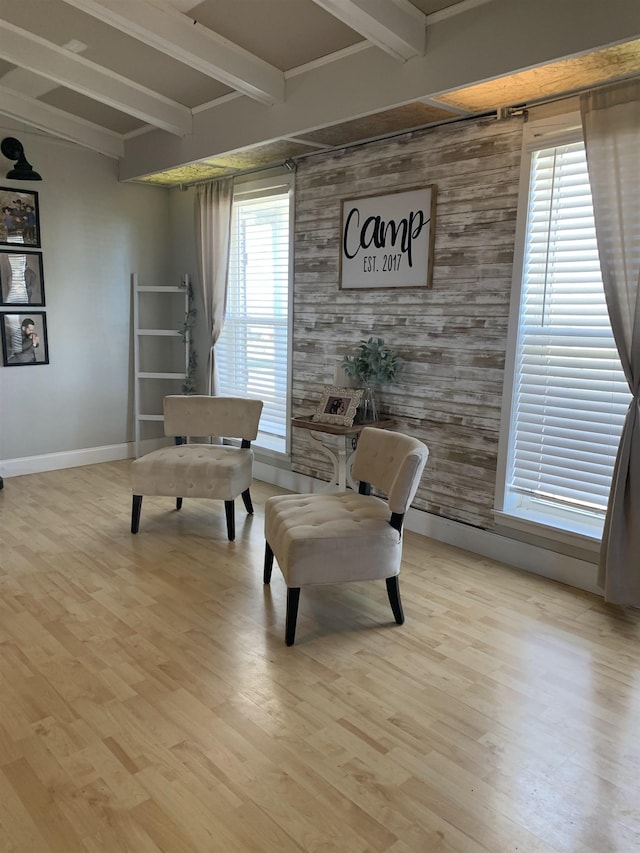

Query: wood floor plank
[2,756,89,852]
[0,460,638,852]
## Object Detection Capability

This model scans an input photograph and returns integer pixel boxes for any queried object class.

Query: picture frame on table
[313,386,363,427]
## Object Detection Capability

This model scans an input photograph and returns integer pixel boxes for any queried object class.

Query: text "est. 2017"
[342,206,429,272]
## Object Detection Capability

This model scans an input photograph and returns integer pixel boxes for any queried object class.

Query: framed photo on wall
[0,187,41,248]
[340,185,436,290]
[0,250,45,306]
[1,311,49,366]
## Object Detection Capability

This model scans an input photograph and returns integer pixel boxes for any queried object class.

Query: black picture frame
[0,186,41,248]
[0,249,45,306]
[1,311,49,366]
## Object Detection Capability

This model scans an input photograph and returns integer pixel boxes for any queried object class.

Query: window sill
[493,508,601,554]
[224,433,287,456]
[254,432,286,456]
[254,444,289,465]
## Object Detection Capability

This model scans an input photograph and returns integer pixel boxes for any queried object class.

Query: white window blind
[505,141,631,530]
[217,186,290,453]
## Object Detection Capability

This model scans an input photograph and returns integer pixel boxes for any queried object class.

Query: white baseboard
[0,438,175,479]
[0,442,133,477]
[1,450,600,596]
[253,460,329,493]
[403,504,600,595]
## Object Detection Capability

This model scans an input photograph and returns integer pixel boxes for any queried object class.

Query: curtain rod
[174,73,639,188]
[500,72,640,118]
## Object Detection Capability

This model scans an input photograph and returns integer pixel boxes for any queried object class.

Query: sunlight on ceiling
[433,40,640,112]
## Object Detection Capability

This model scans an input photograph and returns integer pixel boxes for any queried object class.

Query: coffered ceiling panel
[188,0,363,70]
[40,87,146,135]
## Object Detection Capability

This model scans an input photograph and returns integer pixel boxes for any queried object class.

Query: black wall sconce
[1,137,42,181]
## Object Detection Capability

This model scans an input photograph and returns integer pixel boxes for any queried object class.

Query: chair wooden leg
[285,587,301,646]
[386,576,405,625]
[131,495,142,534]
[176,498,183,510]
[224,500,235,541]
[241,488,254,514]
[264,542,274,584]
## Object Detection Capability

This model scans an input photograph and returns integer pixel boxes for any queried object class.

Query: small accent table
[292,415,394,491]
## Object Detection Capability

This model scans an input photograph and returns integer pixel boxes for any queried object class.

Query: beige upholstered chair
[264,426,429,645]
[131,395,263,541]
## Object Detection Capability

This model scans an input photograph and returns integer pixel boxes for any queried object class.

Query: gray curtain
[194,178,234,395]
[580,79,640,606]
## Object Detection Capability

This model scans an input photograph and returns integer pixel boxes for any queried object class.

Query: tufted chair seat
[264,427,429,645]
[131,444,253,500]
[131,395,263,540]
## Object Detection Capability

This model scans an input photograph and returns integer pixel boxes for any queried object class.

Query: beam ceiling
[309,0,426,61]
[0,20,192,135]
[0,0,638,182]
[58,0,285,105]
[0,86,124,158]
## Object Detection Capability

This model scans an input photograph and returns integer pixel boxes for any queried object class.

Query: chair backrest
[351,427,429,515]
[163,395,263,441]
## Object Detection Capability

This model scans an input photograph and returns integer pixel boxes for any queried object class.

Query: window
[496,123,631,540]
[217,178,292,454]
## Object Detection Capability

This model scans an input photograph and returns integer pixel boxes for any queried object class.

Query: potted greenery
[341,337,400,422]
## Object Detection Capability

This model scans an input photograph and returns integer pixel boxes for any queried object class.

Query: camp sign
[340,185,436,290]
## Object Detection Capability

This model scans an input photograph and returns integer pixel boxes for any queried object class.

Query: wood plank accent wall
[291,115,524,530]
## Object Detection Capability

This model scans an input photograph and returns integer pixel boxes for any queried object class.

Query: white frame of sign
[339,185,436,290]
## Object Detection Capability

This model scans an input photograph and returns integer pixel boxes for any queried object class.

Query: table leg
[345,435,358,491]
[308,430,353,491]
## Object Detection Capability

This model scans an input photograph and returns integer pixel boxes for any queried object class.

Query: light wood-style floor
[0,460,638,853]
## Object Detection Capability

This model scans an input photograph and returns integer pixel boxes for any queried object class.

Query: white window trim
[494,112,605,548]
[221,171,294,458]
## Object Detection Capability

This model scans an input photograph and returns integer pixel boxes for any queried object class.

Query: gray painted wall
[0,127,171,463]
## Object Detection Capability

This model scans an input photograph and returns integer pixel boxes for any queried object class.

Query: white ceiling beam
[59,0,285,105]
[0,21,192,136]
[310,0,426,61]
[0,87,124,158]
